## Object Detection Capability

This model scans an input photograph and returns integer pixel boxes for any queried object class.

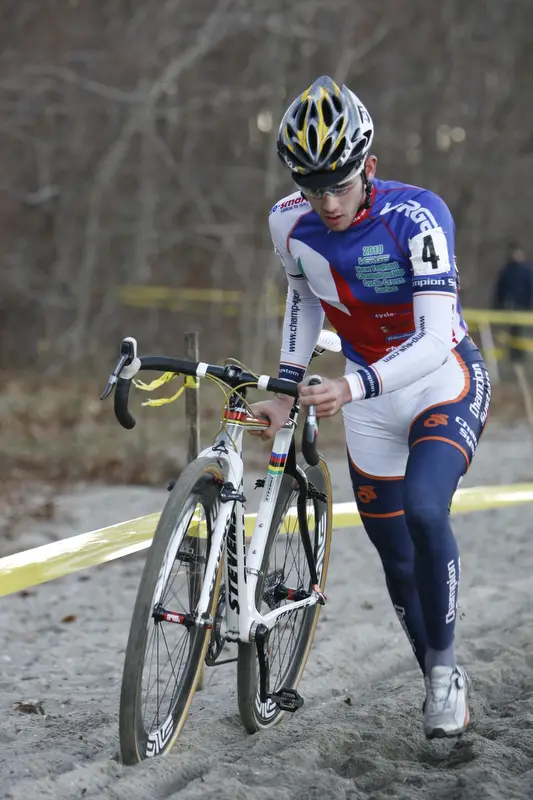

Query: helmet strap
[360,175,373,211]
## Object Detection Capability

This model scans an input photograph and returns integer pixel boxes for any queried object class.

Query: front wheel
[119,456,226,764]
[237,456,332,733]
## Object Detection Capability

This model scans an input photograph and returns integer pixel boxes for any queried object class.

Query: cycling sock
[425,644,456,673]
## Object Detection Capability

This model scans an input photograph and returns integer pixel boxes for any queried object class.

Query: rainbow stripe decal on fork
[268,452,287,475]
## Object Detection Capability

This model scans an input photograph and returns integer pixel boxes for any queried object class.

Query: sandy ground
[2,421,533,799]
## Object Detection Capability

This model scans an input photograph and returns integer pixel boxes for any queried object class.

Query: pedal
[270,687,304,712]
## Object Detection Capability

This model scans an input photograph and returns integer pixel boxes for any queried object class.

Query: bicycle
[100,329,341,765]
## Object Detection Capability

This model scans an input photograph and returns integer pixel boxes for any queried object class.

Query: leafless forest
[1,0,532,372]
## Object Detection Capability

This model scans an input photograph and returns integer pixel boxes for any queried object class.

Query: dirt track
[1,422,533,799]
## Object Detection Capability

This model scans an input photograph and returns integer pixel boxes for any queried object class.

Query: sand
[1,421,533,799]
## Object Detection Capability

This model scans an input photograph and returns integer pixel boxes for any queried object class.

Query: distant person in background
[493,243,533,362]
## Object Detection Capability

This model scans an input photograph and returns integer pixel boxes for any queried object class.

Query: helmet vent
[331,94,343,114]
[296,102,308,131]
[320,137,332,160]
[321,98,334,127]
[308,125,318,154]
[292,141,310,165]
[350,135,366,156]
[329,137,347,165]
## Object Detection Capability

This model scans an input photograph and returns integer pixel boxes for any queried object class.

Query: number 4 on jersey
[422,235,440,270]
[408,226,450,276]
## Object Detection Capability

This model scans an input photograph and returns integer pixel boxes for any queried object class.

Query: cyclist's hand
[247,395,293,441]
[298,377,352,418]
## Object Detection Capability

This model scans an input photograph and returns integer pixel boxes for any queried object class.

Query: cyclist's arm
[269,212,325,383]
[345,195,459,400]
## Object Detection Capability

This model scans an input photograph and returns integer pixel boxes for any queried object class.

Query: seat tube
[243,423,295,637]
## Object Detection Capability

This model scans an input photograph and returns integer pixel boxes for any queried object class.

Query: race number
[408,226,450,276]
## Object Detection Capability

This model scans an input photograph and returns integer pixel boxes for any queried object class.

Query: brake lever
[301,375,322,467]
[100,337,138,400]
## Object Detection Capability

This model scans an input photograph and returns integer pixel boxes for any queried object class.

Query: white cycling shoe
[423,665,471,739]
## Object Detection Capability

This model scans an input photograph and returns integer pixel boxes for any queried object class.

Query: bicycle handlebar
[101,341,299,430]
[114,378,136,430]
[101,337,321,466]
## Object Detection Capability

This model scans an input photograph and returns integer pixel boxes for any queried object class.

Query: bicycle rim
[119,459,225,763]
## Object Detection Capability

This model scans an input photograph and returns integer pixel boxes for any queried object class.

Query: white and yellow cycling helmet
[277,75,374,190]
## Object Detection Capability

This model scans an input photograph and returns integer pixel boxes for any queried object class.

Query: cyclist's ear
[365,155,377,180]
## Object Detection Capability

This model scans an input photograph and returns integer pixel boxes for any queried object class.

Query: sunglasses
[295,172,363,200]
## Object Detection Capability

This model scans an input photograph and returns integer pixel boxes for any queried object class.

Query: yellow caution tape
[1,482,533,599]
[120,286,242,304]
[464,308,533,326]
[133,372,198,407]
[134,372,177,391]
[141,388,186,407]
[121,285,533,327]
[494,335,533,352]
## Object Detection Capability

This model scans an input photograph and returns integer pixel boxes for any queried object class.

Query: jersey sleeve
[269,209,324,383]
[345,192,458,401]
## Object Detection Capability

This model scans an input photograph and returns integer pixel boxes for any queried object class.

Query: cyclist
[250,76,491,739]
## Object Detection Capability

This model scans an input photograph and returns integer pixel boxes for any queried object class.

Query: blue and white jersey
[269,177,468,399]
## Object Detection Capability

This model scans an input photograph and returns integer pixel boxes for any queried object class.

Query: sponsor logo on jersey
[380,199,438,232]
[288,290,301,351]
[362,244,384,256]
[412,276,456,290]
[382,316,426,363]
[357,486,377,503]
[469,362,490,424]
[446,559,458,623]
[424,413,449,428]
[272,196,309,215]
[456,415,478,456]
[386,330,414,342]
[355,250,406,294]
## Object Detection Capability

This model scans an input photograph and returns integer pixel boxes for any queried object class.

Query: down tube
[195,499,234,620]
[242,424,295,639]
[224,501,246,641]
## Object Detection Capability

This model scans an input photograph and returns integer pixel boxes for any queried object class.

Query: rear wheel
[237,457,332,732]
[119,456,226,764]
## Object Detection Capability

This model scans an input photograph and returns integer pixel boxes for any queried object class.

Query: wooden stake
[184,332,200,463]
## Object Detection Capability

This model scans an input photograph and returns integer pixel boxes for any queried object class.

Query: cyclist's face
[303,156,377,232]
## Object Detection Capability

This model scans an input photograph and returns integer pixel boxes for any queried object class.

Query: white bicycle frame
[193,408,325,644]
[187,328,340,641]
[146,327,341,644]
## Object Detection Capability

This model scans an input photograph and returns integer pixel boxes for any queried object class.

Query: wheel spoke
[253,475,328,710]
[137,490,213,735]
